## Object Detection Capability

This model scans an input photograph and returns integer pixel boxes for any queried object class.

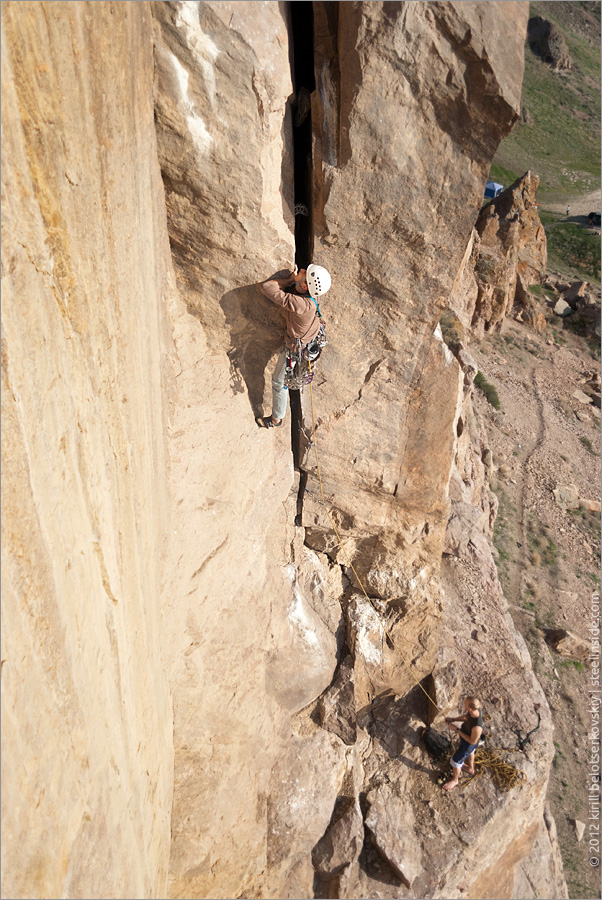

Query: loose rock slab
[364,784,421,888]
[545,629,591,661]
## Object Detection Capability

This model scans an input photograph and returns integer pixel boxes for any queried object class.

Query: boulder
[515,274,547,332]
[570,819,586,842]
[545,629,591,661]
[527,16,572,70]
[364,784,422,888]
[579,498,602,514]
[553,484,580,510]
[457,172,547,336]
[563,281,587,307]
[555,299,573,317]
[572,390,593,405]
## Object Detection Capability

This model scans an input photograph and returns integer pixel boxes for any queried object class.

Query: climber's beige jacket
[260,276,321,350]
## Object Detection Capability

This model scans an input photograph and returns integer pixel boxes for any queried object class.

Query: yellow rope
[307,365,442,714]
[440,743,527,792]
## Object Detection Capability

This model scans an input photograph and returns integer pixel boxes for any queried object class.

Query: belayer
[442,696,484,791]
[256,264,331,428]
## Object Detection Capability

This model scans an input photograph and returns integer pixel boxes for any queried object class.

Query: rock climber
[256,263,331,428]
[442,696,484,791]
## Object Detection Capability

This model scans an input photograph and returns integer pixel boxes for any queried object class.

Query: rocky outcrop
[451,171,547,336]
[527,16,572,71]
[549,277,602,336]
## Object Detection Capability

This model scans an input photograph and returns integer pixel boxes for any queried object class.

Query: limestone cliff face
[1,4,173,898]
[2,2,566,899]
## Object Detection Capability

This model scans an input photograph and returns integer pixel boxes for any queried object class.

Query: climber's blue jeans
[272,348,289,422]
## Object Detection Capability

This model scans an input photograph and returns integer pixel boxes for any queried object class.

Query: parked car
[588,212,601,227]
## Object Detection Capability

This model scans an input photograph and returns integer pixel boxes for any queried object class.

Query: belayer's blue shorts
[450,738,478,769]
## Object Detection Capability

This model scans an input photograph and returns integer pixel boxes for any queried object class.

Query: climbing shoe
[256,415,282,429]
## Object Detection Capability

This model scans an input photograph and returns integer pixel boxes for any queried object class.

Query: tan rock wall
[305,0,529,694]
[151,4,344,897]
[1,3,173,897]
[3,3,566,900]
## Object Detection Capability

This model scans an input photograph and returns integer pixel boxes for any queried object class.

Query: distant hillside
[490,1,601,202]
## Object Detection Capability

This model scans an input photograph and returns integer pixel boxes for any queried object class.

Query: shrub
[474,371,501,409]
[559,659,585,672]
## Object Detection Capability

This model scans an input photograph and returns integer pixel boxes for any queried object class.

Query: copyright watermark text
[588,591,601,868]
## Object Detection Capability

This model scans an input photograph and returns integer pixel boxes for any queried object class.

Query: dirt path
[543,188,601,217]
[509,364,547,608]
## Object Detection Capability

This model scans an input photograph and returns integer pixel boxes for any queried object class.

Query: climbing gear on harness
[284,326,327,391]
[306,264,331,297]
[421,727,452,761]
[284,342,315,390]
[256,415,282,428]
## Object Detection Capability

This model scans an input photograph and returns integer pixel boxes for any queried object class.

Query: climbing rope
[307,365,442,714]
[438,741,527,792]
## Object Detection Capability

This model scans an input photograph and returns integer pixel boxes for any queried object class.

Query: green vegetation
[538,210,561,227]
[546,222,601,281]
[559,659,585,672]
[553,742,565,767]
[474,371,501,409]
[569,506,602,540]
[561,314,602,356]
[438,309,465,354]
[580,435,596,453]
[528,281,557,301]
[488,162,521,188]
[491,1,601,200]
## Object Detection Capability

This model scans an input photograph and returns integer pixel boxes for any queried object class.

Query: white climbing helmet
[305,264,331,297]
